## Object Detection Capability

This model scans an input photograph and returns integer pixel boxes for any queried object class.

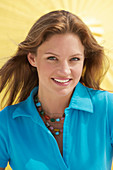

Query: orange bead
[45,115,50,120]
[54,128,59,132]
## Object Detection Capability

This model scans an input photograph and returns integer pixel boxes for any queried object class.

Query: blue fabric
[0,82,113,170]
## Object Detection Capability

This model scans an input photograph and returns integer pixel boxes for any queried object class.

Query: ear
[27,53,37,67]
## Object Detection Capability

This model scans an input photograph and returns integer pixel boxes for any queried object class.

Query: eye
[70,57,80,61]
[47,56,57,60]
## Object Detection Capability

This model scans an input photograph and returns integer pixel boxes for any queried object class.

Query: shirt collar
[12,82,93,119]
[12,87,39,120]
[68,82,93,113]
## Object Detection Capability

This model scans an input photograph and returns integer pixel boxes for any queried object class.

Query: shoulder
[0,102,23,123]
[85,85,113,114]
[74,82,113,111]
[85,85,113,102]
[0,86,38,122]
[75,82,113,102]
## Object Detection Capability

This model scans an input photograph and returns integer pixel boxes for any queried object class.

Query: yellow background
[0,0,113,169]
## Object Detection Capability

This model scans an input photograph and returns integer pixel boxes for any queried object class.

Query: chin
[54,88,74,97]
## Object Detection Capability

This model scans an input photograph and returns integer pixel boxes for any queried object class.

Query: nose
[57,61,71,76]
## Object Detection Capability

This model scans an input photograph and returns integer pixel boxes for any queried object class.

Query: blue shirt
[0,82,113,170]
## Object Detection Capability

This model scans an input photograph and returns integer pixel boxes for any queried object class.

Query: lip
[51,78,72,86]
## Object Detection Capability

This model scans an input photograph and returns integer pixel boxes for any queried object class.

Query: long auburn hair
[0,10,109,109]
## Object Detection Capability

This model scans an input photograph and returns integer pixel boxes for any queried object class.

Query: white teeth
[54,79,70,83]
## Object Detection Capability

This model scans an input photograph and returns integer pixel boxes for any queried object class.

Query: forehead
[38,33,84,54]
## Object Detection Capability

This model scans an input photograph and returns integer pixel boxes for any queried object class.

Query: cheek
[38,63,54,77]
[73,63,84,75]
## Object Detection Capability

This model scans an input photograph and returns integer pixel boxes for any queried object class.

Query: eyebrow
[45,52,83,57]
[45,52,59,56]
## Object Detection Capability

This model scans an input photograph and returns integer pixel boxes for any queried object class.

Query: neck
[38,92,72,118]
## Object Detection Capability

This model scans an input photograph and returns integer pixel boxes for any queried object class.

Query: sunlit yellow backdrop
[0,0,113,169]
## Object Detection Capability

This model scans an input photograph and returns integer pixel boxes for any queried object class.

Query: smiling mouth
[52,78,72,83]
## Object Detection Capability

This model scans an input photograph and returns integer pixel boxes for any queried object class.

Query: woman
[0,10,113,170]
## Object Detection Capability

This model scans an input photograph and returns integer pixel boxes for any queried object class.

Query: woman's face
[28,33,84,98]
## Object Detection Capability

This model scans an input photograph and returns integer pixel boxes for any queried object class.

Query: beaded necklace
[34,95,65,136]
